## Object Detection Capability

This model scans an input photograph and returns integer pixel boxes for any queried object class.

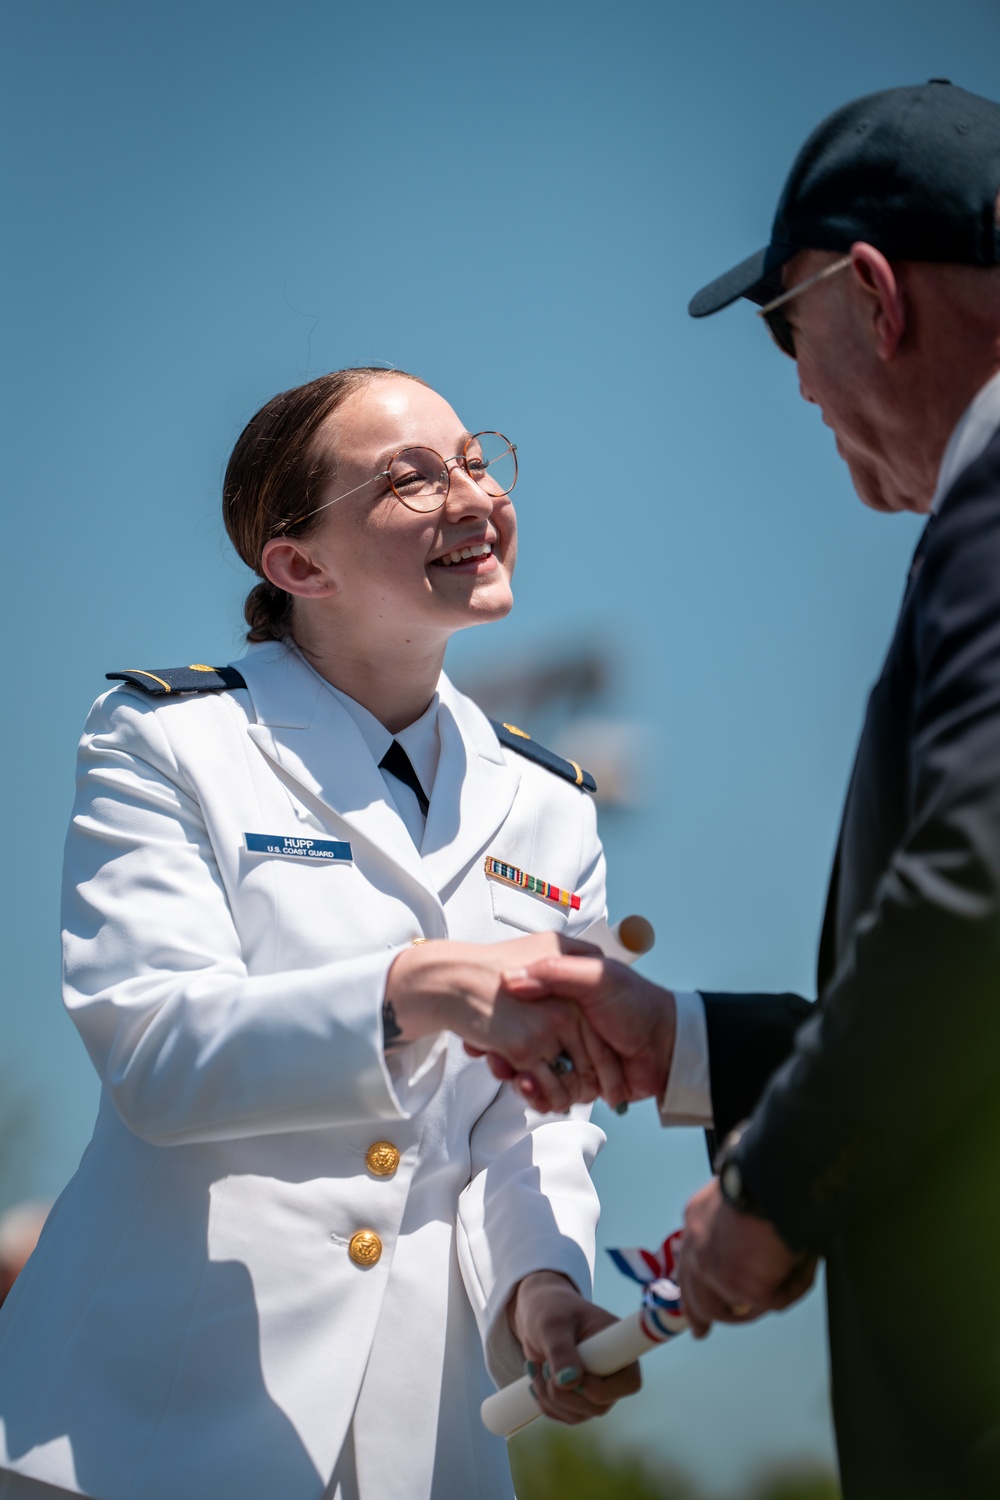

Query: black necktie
[379,740,429,817]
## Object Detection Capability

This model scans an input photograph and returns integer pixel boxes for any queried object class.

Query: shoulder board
[490,719,597,794]
[105,664,248,696]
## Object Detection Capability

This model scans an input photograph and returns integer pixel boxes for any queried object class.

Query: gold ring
[730,1301,753,1317]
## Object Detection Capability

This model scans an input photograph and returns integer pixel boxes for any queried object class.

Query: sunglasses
[756,254,853,357]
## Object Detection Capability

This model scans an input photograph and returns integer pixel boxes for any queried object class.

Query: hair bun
[244,579,292,643]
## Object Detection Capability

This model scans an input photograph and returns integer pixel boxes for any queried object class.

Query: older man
[503,81,1000,1497]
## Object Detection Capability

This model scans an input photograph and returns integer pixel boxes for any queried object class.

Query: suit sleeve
[61,692,445,1144]
[738,479,1000,1252]
[700,990,815,1151]
[455,783,607,1387]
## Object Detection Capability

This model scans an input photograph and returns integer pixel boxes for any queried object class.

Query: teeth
[438,542,492,566]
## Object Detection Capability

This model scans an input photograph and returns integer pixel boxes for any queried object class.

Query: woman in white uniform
[0,368,637,1500]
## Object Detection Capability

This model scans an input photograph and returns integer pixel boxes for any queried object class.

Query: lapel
[816,511,939,994]
[815,427,1000,996]
[235,642,431,894]
[419,674,521,897]
[902,512,937,597]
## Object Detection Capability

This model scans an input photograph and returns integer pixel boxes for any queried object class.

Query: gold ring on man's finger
[729,1301,753,1317]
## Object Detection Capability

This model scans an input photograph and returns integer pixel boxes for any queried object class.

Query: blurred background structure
[0,1202,49,1311]
[4,1,999,1493]
[452,644,648,807]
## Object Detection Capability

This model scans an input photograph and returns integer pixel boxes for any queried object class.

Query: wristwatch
[716,1124,761,1217]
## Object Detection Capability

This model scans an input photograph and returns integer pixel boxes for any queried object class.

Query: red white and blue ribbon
[607,1230,688,1343]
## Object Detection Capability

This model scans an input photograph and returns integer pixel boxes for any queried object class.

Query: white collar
[393,699,442,802]
[930,368,1000,514]
[288,643,441,796]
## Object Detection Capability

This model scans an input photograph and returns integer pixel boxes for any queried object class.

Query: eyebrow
[370,430,475,470]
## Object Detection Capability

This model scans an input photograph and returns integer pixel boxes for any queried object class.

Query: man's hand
[507,1271,640,1425]
[497,957,677,1109]
[679,1179,817,1338]
[385,935,627,1112]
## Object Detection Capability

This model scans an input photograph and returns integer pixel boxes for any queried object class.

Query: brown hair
[223,367,424,642]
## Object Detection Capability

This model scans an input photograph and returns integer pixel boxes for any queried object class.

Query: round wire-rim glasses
[281,431,518,530]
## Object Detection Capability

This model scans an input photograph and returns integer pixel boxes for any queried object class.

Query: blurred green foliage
[510,1425,695,1500]
[749,1474,841,1500]
[508,1425,841,1500]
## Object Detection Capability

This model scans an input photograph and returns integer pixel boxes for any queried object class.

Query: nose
[442,460,498,521]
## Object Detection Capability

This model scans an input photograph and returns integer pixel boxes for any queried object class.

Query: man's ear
[260,536,337,599]
[849,242,906,361]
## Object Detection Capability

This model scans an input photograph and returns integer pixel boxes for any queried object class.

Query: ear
[260,535,338,599]
[849,243,906,361]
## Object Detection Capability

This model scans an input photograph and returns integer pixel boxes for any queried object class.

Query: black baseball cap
[689,79,1000,318]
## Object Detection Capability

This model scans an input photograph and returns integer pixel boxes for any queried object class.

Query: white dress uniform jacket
[0,640,607,1500]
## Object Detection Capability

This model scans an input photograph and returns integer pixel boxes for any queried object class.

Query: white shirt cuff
[658,990,713,1126]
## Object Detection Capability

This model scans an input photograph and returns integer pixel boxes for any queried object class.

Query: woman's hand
[507,1271,640,1424]
[384,935,627,1111]
[496,957,677,1111]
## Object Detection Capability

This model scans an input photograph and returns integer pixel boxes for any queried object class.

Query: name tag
[244,832,353,862]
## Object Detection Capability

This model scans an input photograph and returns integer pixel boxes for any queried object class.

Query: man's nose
[798,373,817,405]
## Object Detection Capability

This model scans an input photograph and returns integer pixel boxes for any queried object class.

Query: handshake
[384,922,676,1116]
[386,920,815,1427]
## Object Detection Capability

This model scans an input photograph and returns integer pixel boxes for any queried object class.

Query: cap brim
[687,243,797,318]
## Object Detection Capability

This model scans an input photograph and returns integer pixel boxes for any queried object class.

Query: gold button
[348,1229,382,1267]
[366,1141,400,1177]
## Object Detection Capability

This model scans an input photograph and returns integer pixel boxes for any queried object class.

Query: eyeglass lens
[763,308,796,359]
[387,432,517,512]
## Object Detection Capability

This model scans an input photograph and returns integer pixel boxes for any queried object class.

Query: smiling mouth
[433,541,494,567]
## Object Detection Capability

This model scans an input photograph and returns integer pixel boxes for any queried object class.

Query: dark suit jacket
[702,423,1000,1499]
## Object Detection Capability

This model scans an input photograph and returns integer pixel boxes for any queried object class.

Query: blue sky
[5,1,1000,1490]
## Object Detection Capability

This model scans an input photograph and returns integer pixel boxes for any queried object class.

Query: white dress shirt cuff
[658,990,713,1126]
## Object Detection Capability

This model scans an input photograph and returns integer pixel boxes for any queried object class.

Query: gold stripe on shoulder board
[125,669,172,692]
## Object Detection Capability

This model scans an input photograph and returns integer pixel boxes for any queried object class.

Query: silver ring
[550,1051,574,1078]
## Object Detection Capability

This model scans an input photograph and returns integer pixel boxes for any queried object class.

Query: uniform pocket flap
[489,879,570,934]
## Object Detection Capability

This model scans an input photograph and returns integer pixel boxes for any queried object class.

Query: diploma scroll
[579,914,655,966]
[481,1233,686,1438]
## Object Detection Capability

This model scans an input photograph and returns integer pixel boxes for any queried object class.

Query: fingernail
[527,1384,539,1400]
[556,1365,581,1387]
[541,1361,551,1381]
[503,968,529,982]
[614,1101,629,1116]
[523,1359,538,1377]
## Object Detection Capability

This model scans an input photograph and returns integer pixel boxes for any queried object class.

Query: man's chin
[843,453,903,514]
